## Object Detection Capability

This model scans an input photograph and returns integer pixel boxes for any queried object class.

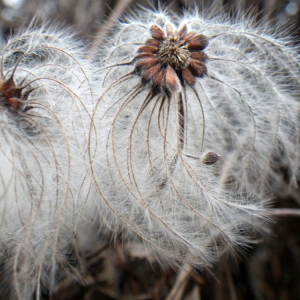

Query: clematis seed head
[134,22,209,94]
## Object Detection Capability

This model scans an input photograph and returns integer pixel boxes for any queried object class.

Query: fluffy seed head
[91,8,279,270]
[0,24,95,299]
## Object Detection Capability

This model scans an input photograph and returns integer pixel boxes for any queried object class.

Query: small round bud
[201,151,220,165]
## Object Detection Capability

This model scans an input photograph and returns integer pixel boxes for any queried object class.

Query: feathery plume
[89,8,286,269]
[0,23,94,299]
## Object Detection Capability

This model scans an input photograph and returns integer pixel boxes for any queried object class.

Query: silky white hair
[89,7,299,270]
[1,6,300,299]
[0,24,95,299]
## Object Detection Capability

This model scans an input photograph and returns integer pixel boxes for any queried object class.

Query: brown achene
[0,78,32,111]
[134,23,209,94]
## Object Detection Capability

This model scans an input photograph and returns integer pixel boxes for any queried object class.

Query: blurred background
[1,0,300,54]
[1,0,300,299]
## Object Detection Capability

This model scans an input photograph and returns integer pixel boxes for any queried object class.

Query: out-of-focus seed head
[0,24,95,299]
[0,78,22,109]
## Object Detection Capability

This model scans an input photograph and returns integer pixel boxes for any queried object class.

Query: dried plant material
[165,264,193,300]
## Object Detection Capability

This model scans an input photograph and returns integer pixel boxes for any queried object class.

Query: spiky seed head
[134,23,208,94]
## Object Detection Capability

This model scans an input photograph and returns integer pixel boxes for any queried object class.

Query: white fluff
[89,8,298,270]
[0,24,94,299]
[1,7,300,299]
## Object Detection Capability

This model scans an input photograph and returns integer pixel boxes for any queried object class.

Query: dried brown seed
[137,45,158,54]
[178,24,188,39]
[7,97,22,110]
[188,34,209,51]
[181,31,196,44]
[135,53,156,60]
[190,52,208,61]
[183,68,196,86]
[166,66,180,92]
[188,59,207,77]
[0,79,24,110]
[145,38,161,47]
[135,58,158,73]
[166,23,174,36]
[0,79,15,93]
[150,24,166,41]
[142,65,161,82]
[152,69,166,90]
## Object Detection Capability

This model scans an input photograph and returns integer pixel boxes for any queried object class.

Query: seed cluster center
[134,23,209,93]
[157,37,190,70]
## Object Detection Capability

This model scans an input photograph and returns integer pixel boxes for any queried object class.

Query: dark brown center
[134,23,209,93]
[157,37,189,70]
